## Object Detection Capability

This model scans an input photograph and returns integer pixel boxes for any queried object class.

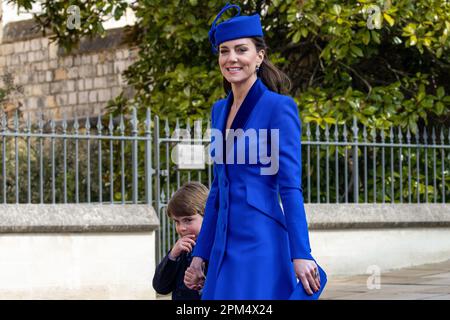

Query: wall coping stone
[0,204,159,233]
[305,203,450,229]
[2,19,45,43]
[2,203,448,233]
[2,19,133,55]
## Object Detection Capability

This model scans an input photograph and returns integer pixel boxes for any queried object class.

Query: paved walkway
[157,259,450,300]
[321,259,450,300]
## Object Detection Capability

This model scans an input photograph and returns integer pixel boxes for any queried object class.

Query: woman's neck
[231,75,257,109]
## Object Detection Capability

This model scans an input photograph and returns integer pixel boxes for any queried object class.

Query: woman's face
[218,38,264,85]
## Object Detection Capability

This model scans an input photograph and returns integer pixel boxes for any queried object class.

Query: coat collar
[216,78,268,137]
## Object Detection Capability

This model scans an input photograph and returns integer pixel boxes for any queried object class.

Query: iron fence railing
[152,115,450,262]
[1,109,449,263]
[303,117,449,204]
[0,108,153,206]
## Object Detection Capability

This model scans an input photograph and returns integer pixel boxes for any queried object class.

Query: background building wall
[0,18,138,122]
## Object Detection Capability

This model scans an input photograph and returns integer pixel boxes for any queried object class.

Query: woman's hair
[222,37,292,94]
[167,182,209,218]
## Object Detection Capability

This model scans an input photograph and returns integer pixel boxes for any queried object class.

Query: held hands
[184,256,206,291]
[168,234,196,260]
[293,259,321,295]
[171,235,205,291]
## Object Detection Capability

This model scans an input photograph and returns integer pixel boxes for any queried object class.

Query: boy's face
[172,213,203,240]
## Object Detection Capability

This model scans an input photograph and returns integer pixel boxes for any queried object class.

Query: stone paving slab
[321,259,450,300]
[332,292,445,300]
[423,294,450,300]
[155,259,450,300]
[420,286,450,294]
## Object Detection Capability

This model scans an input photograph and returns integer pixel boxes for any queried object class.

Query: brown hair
[222,37,292,95]
[166,182,209,218]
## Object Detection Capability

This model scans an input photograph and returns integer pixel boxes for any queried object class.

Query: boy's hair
[167,182,209,218]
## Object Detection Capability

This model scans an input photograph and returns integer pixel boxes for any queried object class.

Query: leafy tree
[9,0,450,130]
[6,0,450,204]
[9,0,129,52]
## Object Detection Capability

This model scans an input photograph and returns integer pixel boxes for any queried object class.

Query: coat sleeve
[152,251,180,294]
[271,96,314,261]
[192,105,220,261]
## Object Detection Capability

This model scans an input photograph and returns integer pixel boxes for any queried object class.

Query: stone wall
[0,204,159,299]
[0,19,138,121]
[305,203,450,275]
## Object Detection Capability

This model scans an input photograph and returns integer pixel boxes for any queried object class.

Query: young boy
[152,182,209,300]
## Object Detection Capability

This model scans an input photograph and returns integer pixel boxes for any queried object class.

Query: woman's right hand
[184,256,206,290]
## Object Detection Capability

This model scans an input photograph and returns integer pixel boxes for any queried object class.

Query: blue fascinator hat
[208,3,264,54]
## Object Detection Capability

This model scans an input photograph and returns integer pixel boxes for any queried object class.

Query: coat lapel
[214,78,268,167]
[216,79,268,137]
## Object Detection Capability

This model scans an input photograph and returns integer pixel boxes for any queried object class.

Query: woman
[184,3,326,300]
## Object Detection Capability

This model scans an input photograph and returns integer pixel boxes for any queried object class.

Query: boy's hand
[184,257,206,291]
[169,234,196,260]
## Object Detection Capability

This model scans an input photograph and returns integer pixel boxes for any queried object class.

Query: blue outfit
[192,78,325,299]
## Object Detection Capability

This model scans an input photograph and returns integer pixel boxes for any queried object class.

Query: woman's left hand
[293,259,321,295]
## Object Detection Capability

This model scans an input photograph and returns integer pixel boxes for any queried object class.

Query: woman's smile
[226,66,243,74]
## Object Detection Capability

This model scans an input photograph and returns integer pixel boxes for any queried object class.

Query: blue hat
[209,3,264,54]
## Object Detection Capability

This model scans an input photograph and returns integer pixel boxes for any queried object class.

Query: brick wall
[0,19,138,121]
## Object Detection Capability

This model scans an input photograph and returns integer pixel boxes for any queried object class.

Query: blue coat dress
[192,78,322,300]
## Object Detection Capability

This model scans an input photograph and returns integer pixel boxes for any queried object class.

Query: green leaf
[403,23,417,36]
[436,102,444,114]
[304,116,318,123]
[320,45,331,60]
[332,4,342,16]
[362,30,370,45]
[408,118,418,134]
[323,117,336,124]
[301,28,309,38]
[114,7,124,20]
[417,89,425,101]
[371,31,381,44]
[345,87,353,98]
[437,87,445,99]
[362,106,378,115]
[292,30,301,43]
[383,13,394,26]
[350,45,364,57]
